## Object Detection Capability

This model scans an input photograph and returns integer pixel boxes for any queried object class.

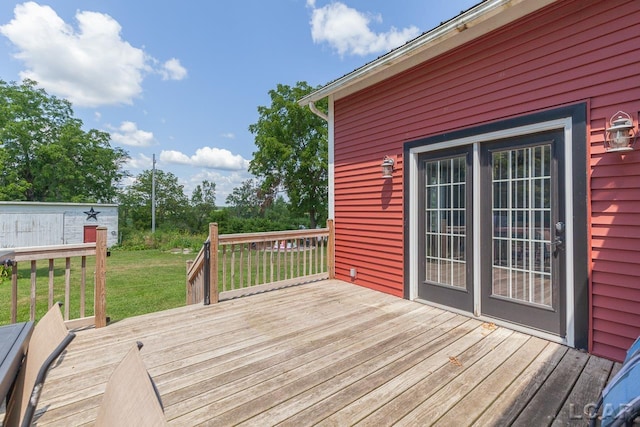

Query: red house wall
[332,0,640,361]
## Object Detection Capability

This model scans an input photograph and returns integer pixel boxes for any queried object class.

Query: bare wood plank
[219,227,329,245]
[471,341,568,426]
[276,318,488,427]
[551,355,614,426]
[162,300,437,417]
[13,243,96,261]
[168,308,458,425]
[394,331,531,426]
[242,317,480,426]
[356,326,514,427]
[434,335,549,426]
[36,300,374,423]
[39,286,421,424]
[43,282,378,388]
[26,280,617,427]
[511,348,590,426]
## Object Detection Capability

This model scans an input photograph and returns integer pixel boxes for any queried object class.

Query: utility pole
[152,153,156,233]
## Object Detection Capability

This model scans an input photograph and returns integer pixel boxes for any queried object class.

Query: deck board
[13,280,614,426]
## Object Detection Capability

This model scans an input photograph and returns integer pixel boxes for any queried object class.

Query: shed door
[84,225,98,243]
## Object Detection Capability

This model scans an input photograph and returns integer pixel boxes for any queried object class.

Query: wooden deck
[27,280,617,426]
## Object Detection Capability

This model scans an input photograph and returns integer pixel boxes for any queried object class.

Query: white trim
[408,117,574,346]
[473,142,481,317]
[408,150,420,301]
[328,95,335,220]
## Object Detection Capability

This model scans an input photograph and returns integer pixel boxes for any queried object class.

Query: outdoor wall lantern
[381,156,395,178]
[604,111,637,152]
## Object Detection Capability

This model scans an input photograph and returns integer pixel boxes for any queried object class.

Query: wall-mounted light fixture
[604,111,637,152]
[381,156,395,178]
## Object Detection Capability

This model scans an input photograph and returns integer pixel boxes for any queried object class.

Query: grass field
[0,249,194,326]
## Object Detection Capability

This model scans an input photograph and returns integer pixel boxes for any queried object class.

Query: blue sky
[0,0,478,204]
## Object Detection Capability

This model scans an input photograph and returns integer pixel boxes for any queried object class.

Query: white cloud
[308,2,419,57]
[160,58,187,81]
[0,2,187,107]
[220,132,236,139]
[110,121,155,147]
[125,152,153,170]
[160,147,249,171]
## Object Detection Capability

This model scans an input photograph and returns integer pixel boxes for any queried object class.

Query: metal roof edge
[0,201,119,207]
[299,0,558,105]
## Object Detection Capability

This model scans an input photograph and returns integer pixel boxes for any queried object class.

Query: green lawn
[0,250,194,326]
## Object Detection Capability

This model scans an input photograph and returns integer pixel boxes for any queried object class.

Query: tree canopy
[248,81,328,228]
[119,169,189,231]
[0,79,129,202]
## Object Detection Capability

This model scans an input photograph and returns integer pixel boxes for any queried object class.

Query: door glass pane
[491,145,552,306]
[424,156,466,288]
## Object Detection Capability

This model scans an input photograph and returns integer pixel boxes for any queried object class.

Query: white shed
[0,202,118,248]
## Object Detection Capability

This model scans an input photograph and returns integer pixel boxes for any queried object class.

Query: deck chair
[590,336,640,427]
[95,342,167,427]
[3,302,76,427]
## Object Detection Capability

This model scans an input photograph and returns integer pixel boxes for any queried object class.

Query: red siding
[332,0,640,360]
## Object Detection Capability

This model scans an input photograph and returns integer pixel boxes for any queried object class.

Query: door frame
[403,104,588,348]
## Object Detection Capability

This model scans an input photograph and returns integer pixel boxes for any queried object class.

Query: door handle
[547,236,564,252]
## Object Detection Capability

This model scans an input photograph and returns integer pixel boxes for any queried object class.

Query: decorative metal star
[84,207,100,220]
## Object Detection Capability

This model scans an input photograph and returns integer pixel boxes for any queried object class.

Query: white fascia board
[299,0,558,106]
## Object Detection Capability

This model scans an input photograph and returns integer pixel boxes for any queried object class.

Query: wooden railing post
[95,226,108,328]
[210,223,219,304]
[327,219,335,279]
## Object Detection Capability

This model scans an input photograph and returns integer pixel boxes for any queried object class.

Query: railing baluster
[247,243,252,288]
[270,240,274,283]
[48,259,54,308]
[65,257,71,320]
[222,246,228,292]
[263,242,267,284]
[30,260,37,321]
[11,263,18,323]
[231,244,236,290]
[81,256,86,317]
[239,243,244,288]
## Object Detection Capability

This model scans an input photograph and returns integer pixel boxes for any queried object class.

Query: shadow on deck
[29,280,616,426]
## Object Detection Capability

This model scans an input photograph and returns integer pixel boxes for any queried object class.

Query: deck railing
[1,227,108,328]
[186,220,335,305]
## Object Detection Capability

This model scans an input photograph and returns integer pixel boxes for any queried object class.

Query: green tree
[0,79,128,202]
[120,169,188,231]
[248,81,328,228]
[189,180,216,233]
[225,179,263,219]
